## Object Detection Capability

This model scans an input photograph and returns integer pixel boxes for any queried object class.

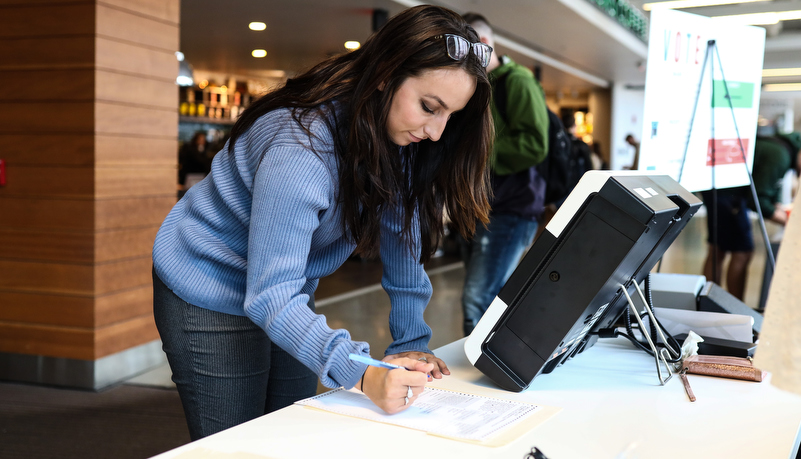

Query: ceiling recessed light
[344,41,361,50]
[249,22,266,31]
[252,49,267,58]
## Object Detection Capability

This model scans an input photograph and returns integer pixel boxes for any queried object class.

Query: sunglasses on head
[433,34,492,68]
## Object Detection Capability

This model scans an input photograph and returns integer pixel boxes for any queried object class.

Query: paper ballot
[295,387,558,445]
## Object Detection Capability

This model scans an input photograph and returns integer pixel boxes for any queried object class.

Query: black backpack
[494,73,572,206]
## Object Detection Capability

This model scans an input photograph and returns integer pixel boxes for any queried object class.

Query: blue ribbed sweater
[153,107,434,390]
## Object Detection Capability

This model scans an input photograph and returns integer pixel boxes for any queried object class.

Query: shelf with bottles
[179,79,252,123]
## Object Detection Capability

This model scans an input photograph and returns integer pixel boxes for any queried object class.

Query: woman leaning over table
[151,4,494,440]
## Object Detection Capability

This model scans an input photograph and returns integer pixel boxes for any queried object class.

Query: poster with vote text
[639,9,765,192]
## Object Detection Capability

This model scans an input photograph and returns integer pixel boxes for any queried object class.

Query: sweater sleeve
[243,146,369,389]
[379,203,434,356]
[492,70,549,175]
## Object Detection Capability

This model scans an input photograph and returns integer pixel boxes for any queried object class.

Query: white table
[152,337,801,459]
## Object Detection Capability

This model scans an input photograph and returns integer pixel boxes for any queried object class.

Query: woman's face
[386,67,476,146]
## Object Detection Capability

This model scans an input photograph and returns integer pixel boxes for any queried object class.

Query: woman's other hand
[384,351,450,378]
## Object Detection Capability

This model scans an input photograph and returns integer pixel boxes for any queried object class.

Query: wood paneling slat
[0,197,93,231]
[0,260,93,294]
[0,291,93,327]
[97,3,178,51]
[0,322,94,360]
[96,196,176,230]
[95,285,152,327]
[95,314,159,358]
[97,70,178,109]
[94,256,153,295]
[100,0,180,24]
[95,227,158,262]
[0,3,94,38]
[0,285,154,329]
[95,135,176,166]
[96,37,177,81]
[0,102,93,134]
[0,229,93,263]
[95,102,177,138]
[0,134,94,167]
[95,167,176,198]
[0,36,94,68]
[0,69,93,102]
[0,166,93,198]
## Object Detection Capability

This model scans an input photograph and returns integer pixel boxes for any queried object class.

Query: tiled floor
[126,209,778,390]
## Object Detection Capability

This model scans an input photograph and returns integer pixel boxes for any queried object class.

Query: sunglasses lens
[474,44,491,67]
[445,34,470,61]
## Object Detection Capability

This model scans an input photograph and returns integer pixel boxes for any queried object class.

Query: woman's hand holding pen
[383,352,451,379]
[358,357,433,414]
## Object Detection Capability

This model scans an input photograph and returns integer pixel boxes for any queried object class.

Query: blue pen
[348,353,409,371]
[349,354,432,378]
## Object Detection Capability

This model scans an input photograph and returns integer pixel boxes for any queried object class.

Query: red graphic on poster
[706,138,749,166]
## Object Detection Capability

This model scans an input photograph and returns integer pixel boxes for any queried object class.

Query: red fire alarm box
[0,159,5,186]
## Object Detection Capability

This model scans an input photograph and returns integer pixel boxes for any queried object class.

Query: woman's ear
[377,81,386,91]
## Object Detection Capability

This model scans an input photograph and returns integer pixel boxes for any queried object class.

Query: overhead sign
[638,9,766,192]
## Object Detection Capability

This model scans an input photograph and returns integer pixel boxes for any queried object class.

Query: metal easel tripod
[677,39,776,285]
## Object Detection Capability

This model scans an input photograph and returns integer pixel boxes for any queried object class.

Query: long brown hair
[228,5,492,263]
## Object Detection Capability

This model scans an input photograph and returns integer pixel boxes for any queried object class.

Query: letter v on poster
[639,9,766,192]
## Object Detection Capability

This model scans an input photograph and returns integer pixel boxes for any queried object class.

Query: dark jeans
[153,269,318,440]
[460,213,538,336]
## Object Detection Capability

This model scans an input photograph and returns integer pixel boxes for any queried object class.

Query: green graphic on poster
[712,81,754,109]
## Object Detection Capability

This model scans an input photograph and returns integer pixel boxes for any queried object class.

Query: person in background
[562,112,593,190]
[459,12,549,336]
[590,141,609,170]
[152,5,494,440]
[702,131,801,303]
[624,133,640,170]
[178,131,213,188]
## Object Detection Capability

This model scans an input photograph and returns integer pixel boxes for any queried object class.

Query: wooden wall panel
[95,285,153,327]
[95,135,176,166]
[0,3,94,37]
[96,167,176,198]
[100,0,180,24]
[0,134,94,166]
[0,198,94,231]
[0,69,93,102]
[0,286,154,329]
[97,70,177,109]
[0,291,93,327]
[0,322,94,360]
[95,227,157,263]
[95,314,159,358]
[0,229,93,263]
[0,260,93,294]
[0,0,179,367]
[95,196,176,230]
[0,166,93,198]
[96,37,177,80]
[94,257,153,295]
[97,3,179,51]
[0,102,94,133]
[0,37,94,68]
[95,102,177,138]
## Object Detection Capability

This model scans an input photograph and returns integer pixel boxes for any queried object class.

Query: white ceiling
[179,0,801,96]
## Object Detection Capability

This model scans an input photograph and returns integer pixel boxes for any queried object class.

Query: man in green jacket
[702,131,801,302]
[460,13,549,336]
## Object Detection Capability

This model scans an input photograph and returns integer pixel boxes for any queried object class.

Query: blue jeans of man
[152,269,318,440]
[461,213,538,336]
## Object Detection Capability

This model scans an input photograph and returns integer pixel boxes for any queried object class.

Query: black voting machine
[464,172,704,392]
